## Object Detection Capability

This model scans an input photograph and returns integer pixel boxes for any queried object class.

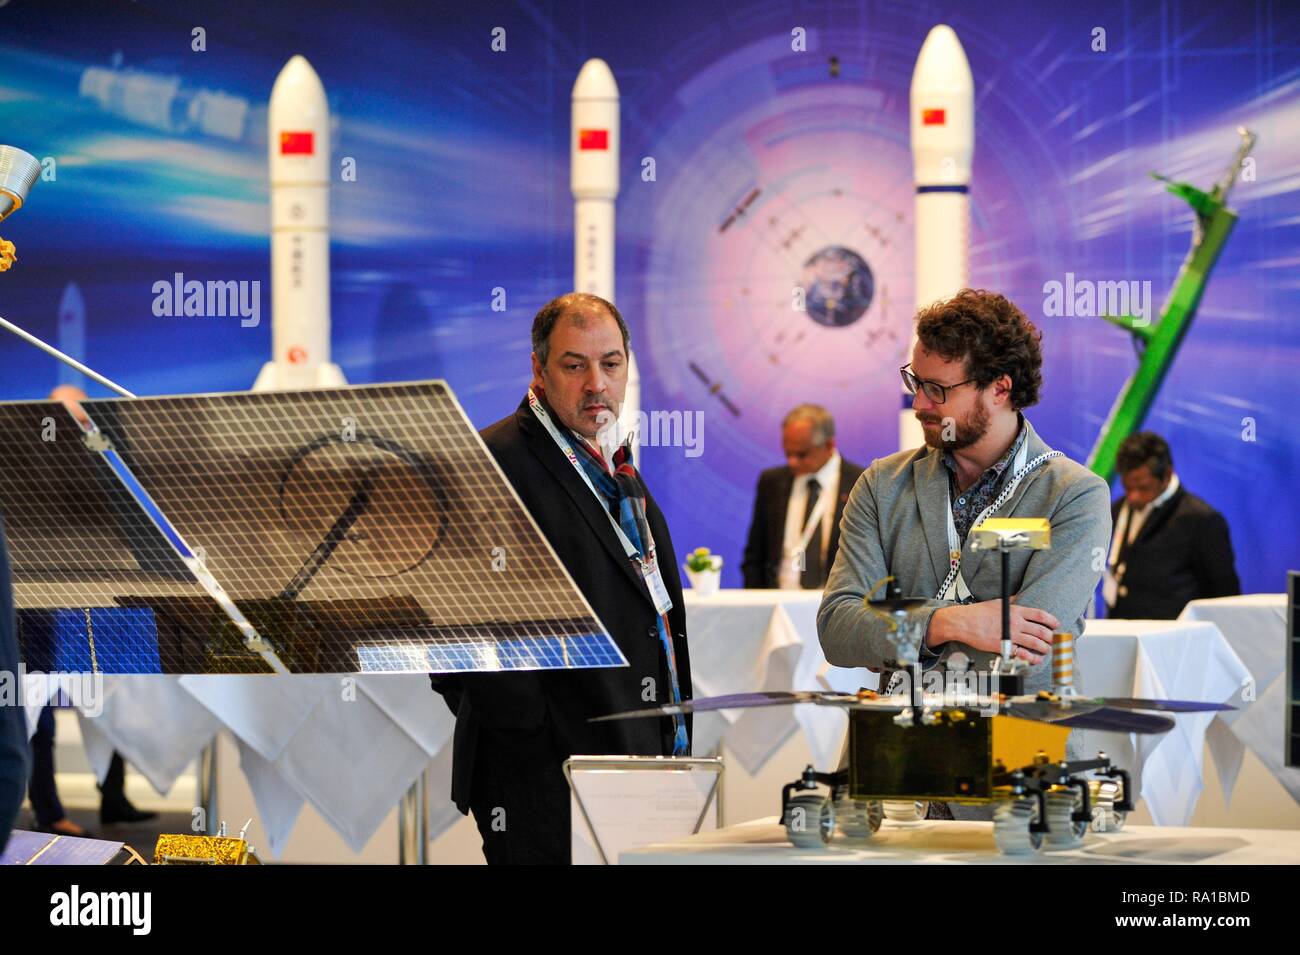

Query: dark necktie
[801,477,823,589]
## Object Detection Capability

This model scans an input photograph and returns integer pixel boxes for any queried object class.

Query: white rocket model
[571,59,638,445]
[255,55,346,392]
[902,24,973,450]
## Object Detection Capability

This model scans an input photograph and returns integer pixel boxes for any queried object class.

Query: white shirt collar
[1133,471,1180,516]
[800,449,841,489]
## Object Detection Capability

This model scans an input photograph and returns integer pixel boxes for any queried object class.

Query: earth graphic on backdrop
[799,246,875,328]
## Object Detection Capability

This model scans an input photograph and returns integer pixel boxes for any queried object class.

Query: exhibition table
[682,589,873,771]
[1179,594,1299,804]
[1075,618,1251,826]
[681,596,1251,827]
[621,816,1300,865]
[34,674,452,857]
[177,673,457,855]
[30,593,1257,857]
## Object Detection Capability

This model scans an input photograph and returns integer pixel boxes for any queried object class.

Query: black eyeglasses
[899,364,976,404]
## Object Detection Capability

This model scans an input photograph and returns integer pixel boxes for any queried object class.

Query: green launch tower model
[1087,127,1257,483]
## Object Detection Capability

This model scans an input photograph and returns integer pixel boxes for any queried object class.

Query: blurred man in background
[742,404,864,589]
[1104,431,1240,618]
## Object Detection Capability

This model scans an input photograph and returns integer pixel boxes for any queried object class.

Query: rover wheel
[835,796,884,843]
[1044,789,1088,848]
[1092,803,1127,833]
[1090,781,1127,832]
[882,800,929,823]
[993,797,1042,855]
[784,793,834,849]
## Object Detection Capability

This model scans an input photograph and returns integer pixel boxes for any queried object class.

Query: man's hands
[926,598,1060,664]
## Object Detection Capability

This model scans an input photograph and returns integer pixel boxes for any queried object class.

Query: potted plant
[683,547,723,596]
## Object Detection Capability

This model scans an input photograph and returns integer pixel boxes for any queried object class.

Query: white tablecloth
[621,816,1300,865]
[683,590,874,773]
[1076,618,1251,826]
[34,593,1260,857]
[62,589,859,856]
[1179,594,1299,804]
[28,673,458,859]
[178,674,460,856]
[22,676,223,798]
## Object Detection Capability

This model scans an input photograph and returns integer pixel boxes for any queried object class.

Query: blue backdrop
[0,0,1295,593]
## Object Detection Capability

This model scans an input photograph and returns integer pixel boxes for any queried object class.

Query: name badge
[640,557,674,616]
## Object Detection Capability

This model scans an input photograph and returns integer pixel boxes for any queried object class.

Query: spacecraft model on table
[597,656,1228,854]
[153,821,261,865]
[1086,127,1257,482]
[595,519,1233,854]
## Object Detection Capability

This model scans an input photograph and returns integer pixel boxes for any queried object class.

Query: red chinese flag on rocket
[922,109,946,126]
[578,128,609,150]
[280,131,314,155]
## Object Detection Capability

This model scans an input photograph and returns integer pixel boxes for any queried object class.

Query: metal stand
[198,737,218,835]
[1001,550,1012,660]
[563,756,724,865]
[398,770,428,865]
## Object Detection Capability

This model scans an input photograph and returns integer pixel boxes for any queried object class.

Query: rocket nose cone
[573,58,618,100]
[272,54,326,98]
[911,24,973,92]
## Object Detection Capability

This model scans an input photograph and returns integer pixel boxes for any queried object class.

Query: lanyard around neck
[937,439,1062,600]
[527,388,647,562]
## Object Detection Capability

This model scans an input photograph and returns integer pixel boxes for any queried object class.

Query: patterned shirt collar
[941,415,1027,545]
[942,413,1026,486]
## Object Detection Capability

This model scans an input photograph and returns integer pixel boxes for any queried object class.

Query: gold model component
[848,710,1069,803]
[969,517,1051,550]
[152,834,261,865]
[1052,631,1075,690]
[993,714,1068,771]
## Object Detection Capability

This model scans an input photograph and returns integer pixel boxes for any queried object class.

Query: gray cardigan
[818,416,1112,696]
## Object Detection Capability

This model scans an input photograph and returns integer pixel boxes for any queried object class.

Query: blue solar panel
[356,631,624,672]
[1,830,126,865]
[18,608,163,674]
[0,399,270,674]
[2,382,625,674]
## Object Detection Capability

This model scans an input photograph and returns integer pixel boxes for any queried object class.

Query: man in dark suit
[1104,431,1240,619]
[430,292,691,865]
[0,514,29,854]
[742,404,864,589]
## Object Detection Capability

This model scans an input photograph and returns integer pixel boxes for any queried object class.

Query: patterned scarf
[571,435,650,556]
[568,427,690,756]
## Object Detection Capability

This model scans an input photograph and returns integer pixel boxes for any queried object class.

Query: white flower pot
[684,567,722,596]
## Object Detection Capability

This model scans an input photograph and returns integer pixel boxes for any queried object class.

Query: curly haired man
[817,289,1112,819]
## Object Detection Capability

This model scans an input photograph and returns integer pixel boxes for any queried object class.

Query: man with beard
[817,289,1111,818]
[430,292,691,864]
